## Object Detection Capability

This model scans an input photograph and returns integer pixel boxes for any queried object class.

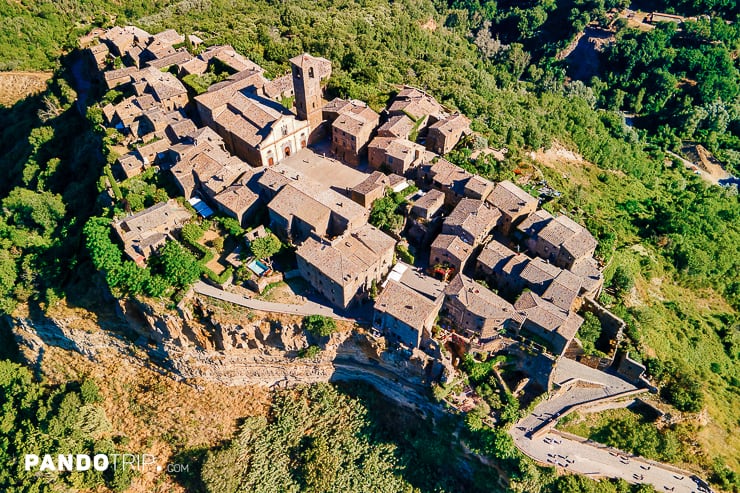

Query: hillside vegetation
[0,0,737,491]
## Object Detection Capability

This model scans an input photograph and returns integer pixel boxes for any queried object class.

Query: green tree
[610,266,634,300]
[303,315,338,338]
[154,240,202,289]
[249,233,282,260]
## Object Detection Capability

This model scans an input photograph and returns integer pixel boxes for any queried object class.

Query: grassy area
[557,407,692,465]
[537,152,740,474]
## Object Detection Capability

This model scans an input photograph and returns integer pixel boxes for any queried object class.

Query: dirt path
[0,71,53,106]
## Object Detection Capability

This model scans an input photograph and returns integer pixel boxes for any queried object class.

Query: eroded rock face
[8,296,455,415]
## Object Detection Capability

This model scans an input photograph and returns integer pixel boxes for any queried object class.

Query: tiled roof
[517,209,553,236]
[443,198,500,242]
[570,257,603,292]
[214,184,260,214]
[269,185,331,229]
[431,234,473,262]
[429,113,471,134]
[375,280,439,330]
[297,224,394,285]
[352,171,388,195]
[412,189,445,215]
[377,114,414,138]
[487,180,537,215]
[477,240,516,272]
[538,214,587,248]
[388,86,444,121]
[445,273,523,324]
[520,257,562,288]
[263,74,294,98]
[542,270,582,310]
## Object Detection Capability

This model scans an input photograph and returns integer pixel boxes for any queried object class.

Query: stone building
[350,171,406,209]
[377,114,414,140]
[410,189,445,221]
[429,234,473,274]
[328,100,380,166]
[112,200,191,267]
[195,73,310,167]
[486,180,538,235]
[296,224,395,309]
[367,137,426,175]
[373,281,442,349]
[441,198,500,247]
[426,113,471,155]
[388,86,445,131]
[526,214,597,269]
[290,53,332,143]
[442,273,523,350]
[514,291,583,356]
[213,181,262,228]
[267,185,332,244]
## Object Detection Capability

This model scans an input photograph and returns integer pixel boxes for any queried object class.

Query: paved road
[193,281,352,321]
[196,281,709,491]
[511,358,705,493]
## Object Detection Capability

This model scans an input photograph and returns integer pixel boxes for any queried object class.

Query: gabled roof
[297,224,394,285]
[376,280,440,330]
[388,86,444,121]
[269,184,331,229]
[570,257,603,293]
[519,257,561,289]
[352,171,389,195]
[411,189,445,215]
[214,184,260,214]
[515,292,561,328]
[541,270,581,310]
[561,230,598,259]
[377,114,414,138]
[263,74,294,98]
[517,209,553,237]
[445,273,523,324]
[538,215,596,255]
[486,180,537,215]
[431,234,473,262]
[429,113,471,134]
[443,198,500,242]
[463,175,494,199]
[477,240,517,272]
[332,103,379,136]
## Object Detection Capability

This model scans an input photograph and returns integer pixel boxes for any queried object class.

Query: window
[282,125,288,136]
[308,67,314,78]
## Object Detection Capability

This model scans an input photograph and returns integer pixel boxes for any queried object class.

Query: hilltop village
[87,26,643,387]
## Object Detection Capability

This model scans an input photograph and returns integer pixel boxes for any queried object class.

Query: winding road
[511,358,710,493]
[195,281,712,491]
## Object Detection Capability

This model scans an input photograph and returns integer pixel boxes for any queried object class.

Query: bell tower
[290,53,331,142]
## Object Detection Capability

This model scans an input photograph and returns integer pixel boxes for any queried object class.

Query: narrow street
[193,281,353,321]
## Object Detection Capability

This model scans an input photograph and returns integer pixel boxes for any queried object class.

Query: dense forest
[0,0,738,491]
[0,361,135,492]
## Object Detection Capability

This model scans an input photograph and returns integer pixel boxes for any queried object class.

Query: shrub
[303,315,337,338]
[662,372,704,413]
[395,244,414,264]
[298,345,321,358]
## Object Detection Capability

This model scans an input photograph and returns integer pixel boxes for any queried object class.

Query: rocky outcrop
[9,295,455,415]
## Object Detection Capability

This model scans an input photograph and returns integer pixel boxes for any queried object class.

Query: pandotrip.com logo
[24,454,189,473]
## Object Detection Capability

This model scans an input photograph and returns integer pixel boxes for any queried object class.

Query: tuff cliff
[9,294,454,413]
